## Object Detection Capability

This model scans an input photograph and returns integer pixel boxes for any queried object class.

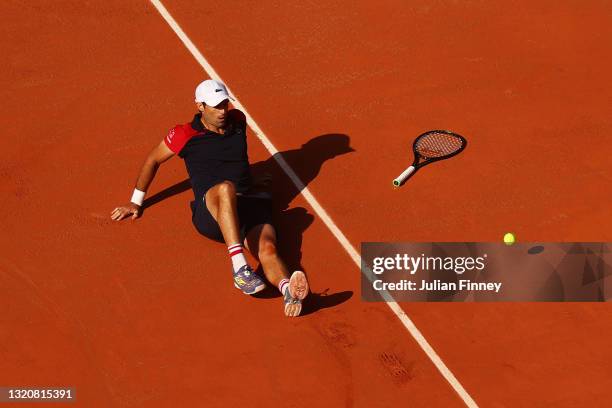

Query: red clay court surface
[2,1,612,407]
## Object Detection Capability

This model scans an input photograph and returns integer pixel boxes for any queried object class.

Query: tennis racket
[393,130,467,187]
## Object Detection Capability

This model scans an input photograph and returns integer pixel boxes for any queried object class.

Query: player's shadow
[301,289,353,316]
[143,133,355,310]
[142,133,354,212]
[249,132,354,271]
[249,133,355,212]
[244,134,356,309]
[142,179,192,211]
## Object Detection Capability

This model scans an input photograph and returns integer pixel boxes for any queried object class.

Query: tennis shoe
[233,265,266,295]
[283,271,309,317]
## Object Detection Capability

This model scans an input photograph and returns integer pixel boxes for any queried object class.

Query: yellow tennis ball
[503,232,516,245]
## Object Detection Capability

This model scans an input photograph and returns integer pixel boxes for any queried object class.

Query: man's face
[199,99,229,128]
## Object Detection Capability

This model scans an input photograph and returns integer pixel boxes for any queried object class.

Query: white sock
[228,243,248,273]
[278,278,289,296]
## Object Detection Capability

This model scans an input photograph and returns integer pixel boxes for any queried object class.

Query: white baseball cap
[194,79,233,106]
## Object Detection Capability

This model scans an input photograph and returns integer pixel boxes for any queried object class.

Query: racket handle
[393,166,415,187]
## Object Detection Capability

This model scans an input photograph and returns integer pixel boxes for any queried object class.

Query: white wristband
[130,188,146,206]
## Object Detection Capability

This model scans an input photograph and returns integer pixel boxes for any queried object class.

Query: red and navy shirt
[165,110,252,198]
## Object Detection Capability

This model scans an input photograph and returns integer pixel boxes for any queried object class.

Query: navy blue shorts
[190,193,273,243]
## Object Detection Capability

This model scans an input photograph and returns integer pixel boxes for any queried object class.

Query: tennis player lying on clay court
[111,79,309,317]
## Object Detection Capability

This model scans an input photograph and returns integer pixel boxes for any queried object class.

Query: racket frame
[393,130,467,187]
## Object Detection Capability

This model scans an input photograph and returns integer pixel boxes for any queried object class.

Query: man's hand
[111,203,142,221]
[111,140,174,222]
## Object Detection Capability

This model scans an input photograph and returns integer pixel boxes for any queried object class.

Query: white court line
[148,1,478,406]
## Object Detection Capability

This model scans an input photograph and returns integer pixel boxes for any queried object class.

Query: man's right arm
[111,140,175,221]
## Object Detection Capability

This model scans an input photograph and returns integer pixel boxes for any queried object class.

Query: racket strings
[416,132,464,159]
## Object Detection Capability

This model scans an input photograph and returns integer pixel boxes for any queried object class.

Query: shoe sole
[284,299,302,317]
[284,271,309,317]
[289,271,309,300]
[234,282,266,295]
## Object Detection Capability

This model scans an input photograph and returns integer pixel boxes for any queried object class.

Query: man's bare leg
[205,181,266,294]
[245,223,309,316]
[205,181,242,245]
[244,224,287,286]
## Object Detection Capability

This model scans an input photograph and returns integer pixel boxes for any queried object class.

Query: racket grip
[393,166,415,187]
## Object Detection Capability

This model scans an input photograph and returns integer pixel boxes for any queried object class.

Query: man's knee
[258,238,278,262]
[216,180,236,198]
